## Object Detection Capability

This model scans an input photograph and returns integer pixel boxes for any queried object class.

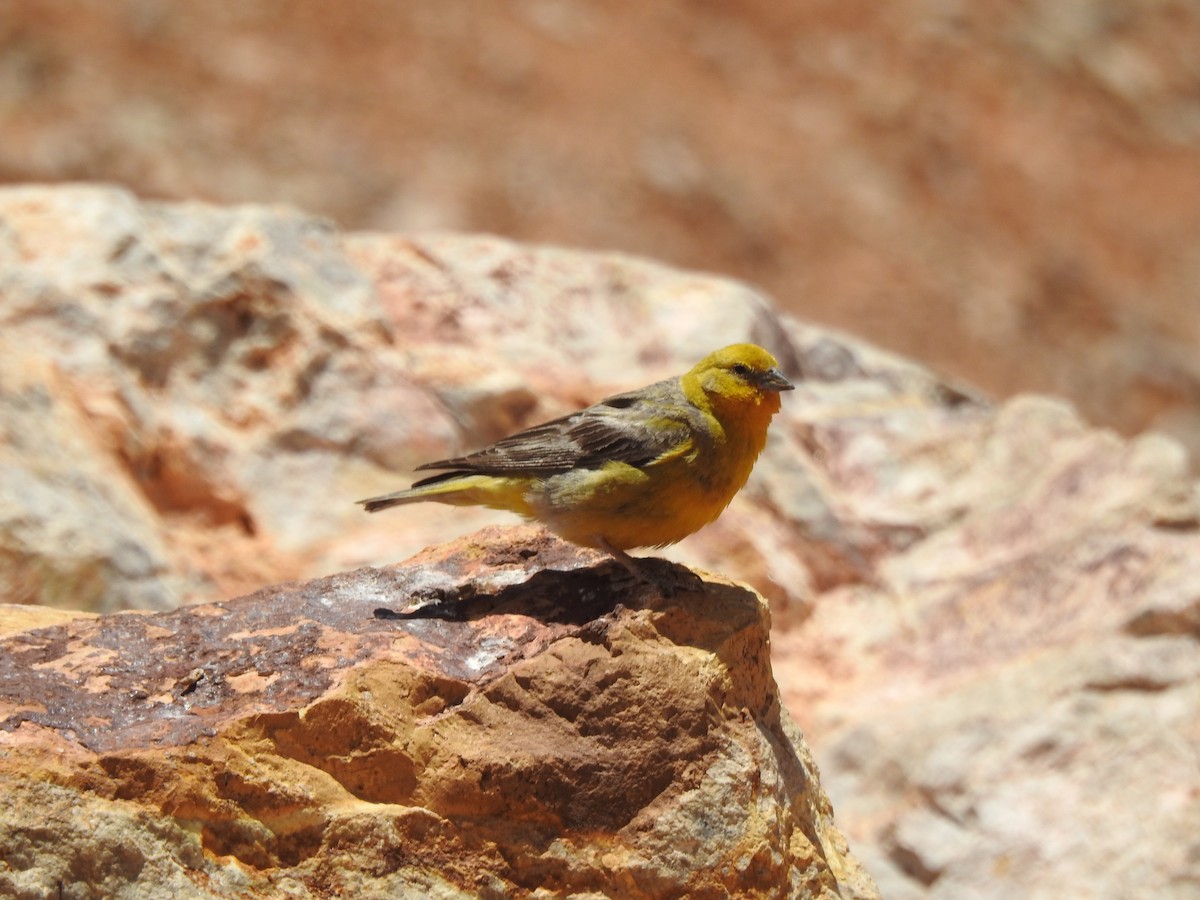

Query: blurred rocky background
[2,3,1200,898]
[2,0,1199,465]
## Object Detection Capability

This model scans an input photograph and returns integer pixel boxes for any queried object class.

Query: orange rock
[0,527,878,898]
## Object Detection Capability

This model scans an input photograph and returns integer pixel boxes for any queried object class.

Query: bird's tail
[358,490,423,513]
[358,472,529,515]
[358,471,464,512]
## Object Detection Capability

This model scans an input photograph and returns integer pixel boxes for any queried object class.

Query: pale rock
[775,385,1200,898]
[0,346,189,612]
[0,185,462,607]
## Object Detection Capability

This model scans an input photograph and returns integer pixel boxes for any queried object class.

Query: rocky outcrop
[3,185,1200,897]
[0,526,878,899]
[772,395,1200,898]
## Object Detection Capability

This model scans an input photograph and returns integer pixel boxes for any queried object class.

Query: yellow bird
[359,343,793,586]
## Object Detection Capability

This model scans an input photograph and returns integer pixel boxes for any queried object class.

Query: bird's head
[684,343,795,413]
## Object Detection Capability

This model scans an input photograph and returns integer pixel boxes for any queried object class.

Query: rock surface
[0,526,878,899]
[775,394,1200,898]
[3,185,1200,897]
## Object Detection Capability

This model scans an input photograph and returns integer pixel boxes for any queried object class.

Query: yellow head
[683,343,794,414]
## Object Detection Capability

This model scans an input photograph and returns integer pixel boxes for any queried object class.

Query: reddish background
[4,1,1198,463]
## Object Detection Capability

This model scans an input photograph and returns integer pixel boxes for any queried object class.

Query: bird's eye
[731,363,751,378]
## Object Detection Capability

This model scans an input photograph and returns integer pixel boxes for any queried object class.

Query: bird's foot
[641,560,704,598]
[595,537,704,598]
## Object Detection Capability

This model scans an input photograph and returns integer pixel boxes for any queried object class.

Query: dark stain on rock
[0,533,695,753]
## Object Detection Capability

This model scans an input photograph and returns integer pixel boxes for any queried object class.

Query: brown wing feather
[411,379,695,486]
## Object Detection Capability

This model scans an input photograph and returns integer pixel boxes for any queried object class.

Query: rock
[0,346,186,612]
[0,526,878,899]
[0,603,95,638]
[5,185,1200,896]
[0,185,461,610]
[771,395,1200,898]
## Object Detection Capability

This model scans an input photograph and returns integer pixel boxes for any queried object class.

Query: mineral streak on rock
[0,526,878,899]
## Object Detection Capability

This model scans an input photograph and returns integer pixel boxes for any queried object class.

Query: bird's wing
[412,378,696,485]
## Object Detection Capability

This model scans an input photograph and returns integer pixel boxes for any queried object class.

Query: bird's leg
[593,536,702,597]
[595,536,650,583]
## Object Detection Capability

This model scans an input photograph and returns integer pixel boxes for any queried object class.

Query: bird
[359,343,794,590]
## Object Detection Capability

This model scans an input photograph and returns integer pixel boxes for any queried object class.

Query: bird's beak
[759,367,795,392]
